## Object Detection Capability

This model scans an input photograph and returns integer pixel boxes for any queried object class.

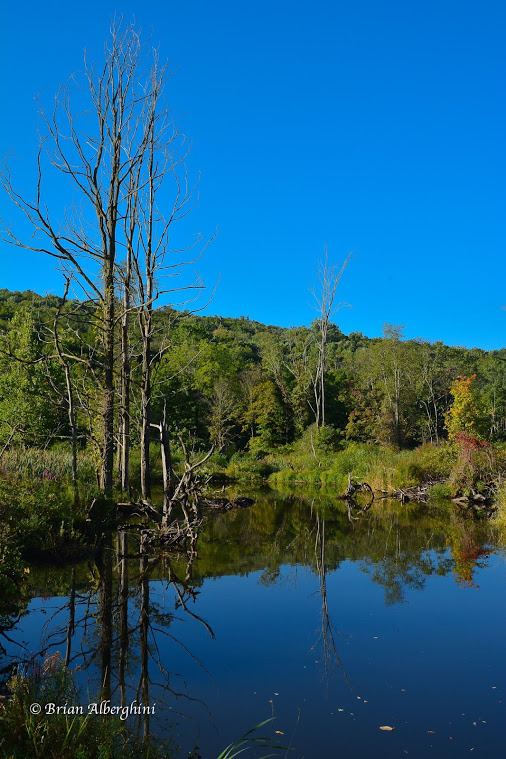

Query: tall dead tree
[130,99,208,500]
[2,22,208,495]
[310,248,351,429]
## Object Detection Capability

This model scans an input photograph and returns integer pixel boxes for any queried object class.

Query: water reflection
[312,513,350,689]
[0,491,503,756]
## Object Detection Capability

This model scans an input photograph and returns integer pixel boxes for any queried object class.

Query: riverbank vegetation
[1,288,505,511]
[1,21,504,527]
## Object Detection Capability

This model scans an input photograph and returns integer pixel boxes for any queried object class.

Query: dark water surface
[2,490,505,758]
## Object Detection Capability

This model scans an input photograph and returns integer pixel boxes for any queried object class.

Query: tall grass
[0,446,96,486]
[492,481,506,542]
[269,441,457,492]
[216,718,287,759]
[0,654,175,759]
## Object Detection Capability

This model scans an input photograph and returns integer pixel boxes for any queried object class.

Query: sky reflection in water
[2,492,505,758]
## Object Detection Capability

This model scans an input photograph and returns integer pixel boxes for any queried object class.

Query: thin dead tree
[150,401,176,524]
[51,279,80,501]
[132,165,208,500]
[114,44,212,501]
[310,248,352,429]
[1,21,204,494]
[313,514,350,690]
[117,175,136,494]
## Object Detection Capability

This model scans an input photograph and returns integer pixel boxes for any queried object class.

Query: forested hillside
[1,288,505,462]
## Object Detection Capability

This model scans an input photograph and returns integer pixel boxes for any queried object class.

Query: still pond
[2,489,505,758]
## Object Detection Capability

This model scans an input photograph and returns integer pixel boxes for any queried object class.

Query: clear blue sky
[1,0,505,349]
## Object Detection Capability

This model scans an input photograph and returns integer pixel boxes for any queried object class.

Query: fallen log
[116,500,161,521]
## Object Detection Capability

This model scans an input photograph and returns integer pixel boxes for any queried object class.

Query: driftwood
[384,479,497,513]
[451,487,497,515]
[201,496,254,512]
[116,500,161,520]
[137,520,202,551]
[386,484,432,504]
[338,474,374,502]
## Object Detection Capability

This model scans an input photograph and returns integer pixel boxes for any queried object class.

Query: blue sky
[1,0,505,349]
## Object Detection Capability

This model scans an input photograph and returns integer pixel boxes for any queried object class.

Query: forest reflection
[0,491,499,748]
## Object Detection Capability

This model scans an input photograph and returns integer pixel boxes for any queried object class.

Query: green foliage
[0,288,505,494]
[215,718,287,759]
[0,307,61,446]
[0,655,175,759]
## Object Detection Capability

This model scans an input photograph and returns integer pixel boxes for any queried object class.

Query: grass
[0,446,97,488]
[0,657,287,759]
[215,718,287,759]
[492,481,506,541]
[0,654,175,759]
[268,441,457,492]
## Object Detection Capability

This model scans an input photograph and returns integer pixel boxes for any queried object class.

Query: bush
[225,451,276,482]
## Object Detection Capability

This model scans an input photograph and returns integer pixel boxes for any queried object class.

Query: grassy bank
[202,430,506,506]
[268,441,456,490]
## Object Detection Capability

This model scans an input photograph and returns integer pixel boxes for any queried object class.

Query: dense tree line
[1,287,505,477]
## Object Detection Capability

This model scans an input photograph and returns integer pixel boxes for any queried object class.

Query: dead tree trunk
[151,403,175,526]
[118,239,132,494]
[311,248,351,429]
[52,281,79,502]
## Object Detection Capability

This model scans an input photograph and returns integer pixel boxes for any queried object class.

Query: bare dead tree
[117,176,136,495]
[1,21,210,495]
[150,401,175,525]
[113,38,212,500]
[312,514,351,690]
[310,248,352,429]
[51,279,79,500]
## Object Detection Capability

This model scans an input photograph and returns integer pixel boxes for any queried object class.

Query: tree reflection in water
[0,492,501,753]
[312,512,351,691]
[1,522,214,746]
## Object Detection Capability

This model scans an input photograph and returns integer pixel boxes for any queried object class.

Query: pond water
[1,489,505,758]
